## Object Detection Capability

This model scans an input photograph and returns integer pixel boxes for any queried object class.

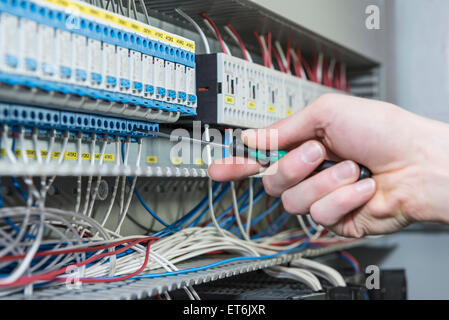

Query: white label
[186,67,195,94]
[88,38,102,75]
[56,29,72,69]
[0,14,20,64]
[165,61,175,91]
[103,43,117,78]
[73,34,87,70]
[118,47,129,79]
[142,54,153,85]
[175,63,186,92]
[21,19,38,62]
[154,57,164,87]
[130,50,142,83]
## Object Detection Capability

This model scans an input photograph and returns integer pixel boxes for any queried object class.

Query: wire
[175,8,210,54]
[291,258,346,287]
[339,250,360,274]
[119,143,170,228]
[253,31,267,67]
[224,24,250,61]
[200,13,228,54]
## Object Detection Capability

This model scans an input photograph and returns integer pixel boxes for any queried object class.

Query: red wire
[0,237,158,287]
[57,239,154,283]
[296,47,315,82]
[271,46,285,73]
[333,62,341,89]
[200,13,228,54]
[339,250,360,272]
[322,57,333,87]
[285,40,291,72]
[0,237,156,263]
[311,53,320,83]
[226,23,248,61]
[267,32,272,68]
[254,31,267,67]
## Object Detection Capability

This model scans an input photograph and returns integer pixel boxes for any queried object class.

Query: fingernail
[241,129,255,143]
[300,141,323,164]
[355,179,376,194]
[333,161,357,181]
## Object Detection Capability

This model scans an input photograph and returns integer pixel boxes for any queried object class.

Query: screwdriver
[141,130,372,180]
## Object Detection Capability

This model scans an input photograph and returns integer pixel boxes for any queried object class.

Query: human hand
[209,94,449,237]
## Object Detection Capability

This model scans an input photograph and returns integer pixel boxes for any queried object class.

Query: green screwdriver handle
[231,143,371,181]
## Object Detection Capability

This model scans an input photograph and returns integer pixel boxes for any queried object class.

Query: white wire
[265,266,322,291]
[274,41,289,73]
[290,258,346,287]
[245,178,254,237]
[175,8,210,54]
[223,25,252,62]
[202,18,231,56]
[115,140,142,233]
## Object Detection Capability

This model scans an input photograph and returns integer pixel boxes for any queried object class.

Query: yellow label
[64,151,79,160]
[25,150,37,159]
[93,153,115,162]
[146,156,158,164]
[194,158,204,166]
[225,96,235,105]
[248,101,256,109]
[102,154,115,162]
[52,151,62,159]
[81,152,91,160]
[42,0,195,51]
[285,109,292,116]
[171,157,183,165]
[268,105,276,113]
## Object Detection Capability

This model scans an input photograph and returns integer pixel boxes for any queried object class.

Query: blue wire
[252,211,290,239]
[1,137,35,239]
[228,197,281,236]
[83,241,310,280]
[184,182,227,228]
[308,243,360,274]
[338,252,360,273]
[120,143,170,228]
[153,182,224,237]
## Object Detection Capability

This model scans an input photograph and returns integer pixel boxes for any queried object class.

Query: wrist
[413,119,449,224]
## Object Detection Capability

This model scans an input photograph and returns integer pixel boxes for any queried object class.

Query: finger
[240,93,345,150]
[208,157,263,181]
[281,160,360,214]
[262,140,326,197]
[309,178,376,227]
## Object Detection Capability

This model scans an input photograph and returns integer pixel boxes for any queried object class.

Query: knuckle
[280,160,300,182]
[309,203,328,226]
[281,191,299,214]
[262,176,279,197]
[334,194,350,209]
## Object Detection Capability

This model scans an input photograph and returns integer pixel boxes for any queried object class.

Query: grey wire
[131,0,138,20]
[139,0,151,25]
[175,8,210,54]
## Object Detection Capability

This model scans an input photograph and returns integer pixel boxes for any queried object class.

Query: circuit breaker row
[196,53,341,128]
[0,0,197,121]
[0,103,158,139]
